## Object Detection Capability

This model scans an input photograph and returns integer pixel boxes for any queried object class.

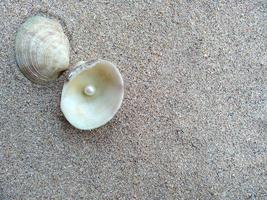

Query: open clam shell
[15,16,70,84]
[60,59,124,130]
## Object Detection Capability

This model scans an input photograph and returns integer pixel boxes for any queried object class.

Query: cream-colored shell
[15,16,70,84]
[60,60,124,130]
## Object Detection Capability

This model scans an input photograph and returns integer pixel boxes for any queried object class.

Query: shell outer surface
[15,16,70,84]
[61,59,124,130]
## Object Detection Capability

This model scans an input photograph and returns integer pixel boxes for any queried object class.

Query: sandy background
[0,0,266,199]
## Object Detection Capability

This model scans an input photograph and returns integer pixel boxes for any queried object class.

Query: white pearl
[84,85,95,96]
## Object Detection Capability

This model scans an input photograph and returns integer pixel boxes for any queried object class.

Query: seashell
[60,59,124,130]
[15,16,70,84]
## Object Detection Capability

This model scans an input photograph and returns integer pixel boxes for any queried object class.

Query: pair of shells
[15,16,124,130]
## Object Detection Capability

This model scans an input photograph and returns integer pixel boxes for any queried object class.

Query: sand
[0,0,266,199]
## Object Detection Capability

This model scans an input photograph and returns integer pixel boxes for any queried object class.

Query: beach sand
[0,1,266,199]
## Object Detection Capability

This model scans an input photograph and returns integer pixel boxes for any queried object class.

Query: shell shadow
[56,103,119,144]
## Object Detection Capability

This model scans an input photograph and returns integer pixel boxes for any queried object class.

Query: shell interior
[15,16,70,84]
[61,60,124,130]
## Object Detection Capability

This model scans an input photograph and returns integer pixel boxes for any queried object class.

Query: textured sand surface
[0,0,266,199]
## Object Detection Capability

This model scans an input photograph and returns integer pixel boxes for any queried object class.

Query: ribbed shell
[15,16,70,84]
